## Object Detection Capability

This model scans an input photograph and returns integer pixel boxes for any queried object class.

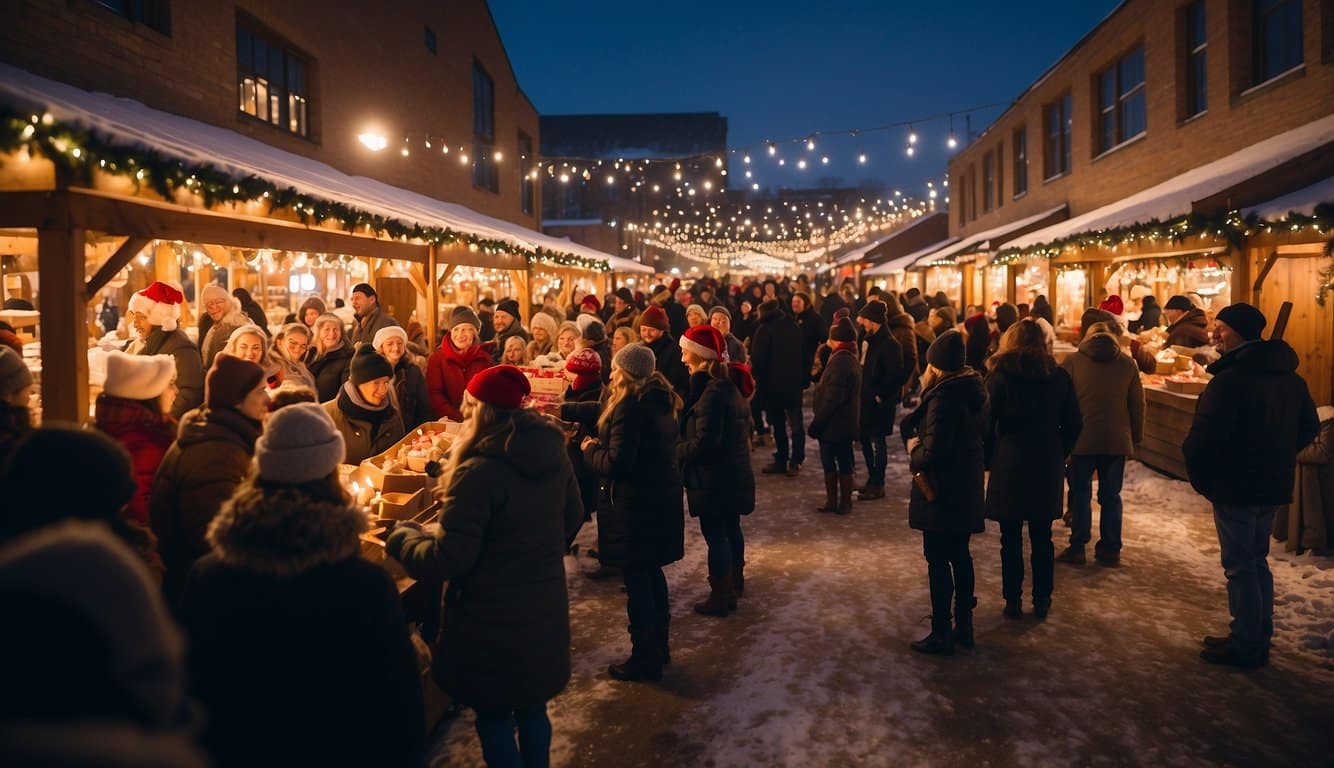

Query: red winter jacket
[94,395,177,526]
[426,337,495,421]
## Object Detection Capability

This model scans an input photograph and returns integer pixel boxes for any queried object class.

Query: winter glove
[385,522,423,561]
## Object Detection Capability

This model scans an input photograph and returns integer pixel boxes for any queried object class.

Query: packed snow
[429,426,1333,767]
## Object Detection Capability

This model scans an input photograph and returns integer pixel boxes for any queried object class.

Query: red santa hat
[580,294,602,313]
[679,324,727,361]
[127,282,184,332]
[1099,295,1125,318]
[466,364,531,410]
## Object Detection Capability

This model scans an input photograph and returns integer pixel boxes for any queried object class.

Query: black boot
[657,620,671,666]
[731,561,745,598]
[693,574,734,617]
[815,472,838,513]
[910,629,955,655]
[761,461,789,475]
[954,597,976,649]
[1003,600,1023,620]
[858,482,885,501]
[609,627,663,682]
[1033,596,1051,620]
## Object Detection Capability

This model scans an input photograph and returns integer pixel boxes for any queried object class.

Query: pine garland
[0,111,614,272]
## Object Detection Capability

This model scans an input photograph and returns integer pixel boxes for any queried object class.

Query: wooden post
[38,226,90,423]
[426,242,439,346]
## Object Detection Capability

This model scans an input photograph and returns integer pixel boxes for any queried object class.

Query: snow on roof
[1004,114,1334,253]
[0,62,645,272]
[1241,176,1334,220]
[834,213,937,266]
[914,205,1068,267]
[864,237,961,276]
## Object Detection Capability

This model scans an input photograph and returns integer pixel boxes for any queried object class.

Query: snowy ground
[429,424,1334,768]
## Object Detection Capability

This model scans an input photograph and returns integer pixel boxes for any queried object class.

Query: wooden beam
[426,243,439,348]
[38,226,90,423]
[84,236,150,300]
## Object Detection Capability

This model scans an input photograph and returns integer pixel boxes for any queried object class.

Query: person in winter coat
[94,350,178,527]
[304,312,354,403]
[427,306,495,421]
[606,288,641,334]
[579,319,615,385]
[297,295,326,330]
[388,367,582,765]
[535,320,580,369]
[223,324,284,390]
[1058,326,1145,567]
[374,325,433,430]
[1163,295,1211,347]
[752,299,807,475]
[198,284,250,371]
[1183,303,1320,668]
[0,521,206,768]
[1029,294,1054,326]
[709,306,747,364]
[856,300,906,500]
[638,306,689,395]
[348,282,401,349]
[899,330,987,655]
[611,326,639,356]
[0,346,34,464]
[150,355,268,606]
[819,283,848,330]
[963,312,992,371]
[809,318,861,515]
[984,319,1082,621]
[271,322,318,392]
[565,344,684,682]
[1129,294,1162,333]
[323,346,405,465]
[883,295,920,395]
[490,299,530,364]
[527,311,558,360]
[560,348,605,535]
[186,403,425,767]
[231,287,269,334]
[126,281,204,419]
[677,326,756,616]
[1274,405,1334,555]
[791,292,827,380]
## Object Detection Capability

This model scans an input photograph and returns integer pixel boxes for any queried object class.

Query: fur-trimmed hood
[206,482,367,576]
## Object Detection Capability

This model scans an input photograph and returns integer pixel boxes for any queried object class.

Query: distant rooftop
[540,112,728,159]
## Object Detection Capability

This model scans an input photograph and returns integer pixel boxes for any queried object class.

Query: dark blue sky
[490,0,1121,196]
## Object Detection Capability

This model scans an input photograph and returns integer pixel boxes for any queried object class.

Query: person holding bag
[899,330,987,655]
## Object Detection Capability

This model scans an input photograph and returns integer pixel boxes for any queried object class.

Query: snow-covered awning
[0,62,649,273]
[912,206,1068,267]
[864,237,960,276]
[1003,114,1334,254]
[1241,176,1334,220]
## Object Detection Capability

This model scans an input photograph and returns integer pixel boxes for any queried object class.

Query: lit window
[236,19,311,138]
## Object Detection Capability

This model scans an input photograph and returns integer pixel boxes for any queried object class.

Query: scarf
[337,380,392,428]
[831,341,858,355]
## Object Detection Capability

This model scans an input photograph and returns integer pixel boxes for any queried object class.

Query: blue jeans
[768,404,806,465]
[474,702,551,768]
[1066,455,1126,552]
[1212,504,1279,659]
[699,514,745,581]
[819,440,855,474]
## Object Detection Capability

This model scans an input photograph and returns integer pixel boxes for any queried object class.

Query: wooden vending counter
[1135,384,1199,480]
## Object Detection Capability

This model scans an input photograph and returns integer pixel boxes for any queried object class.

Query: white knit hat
[254,402,346,484]
[103,350,176,401]
[372,325,408,351]
[575,313,598,334]
[530,311,558,339]
[126,281,184,332]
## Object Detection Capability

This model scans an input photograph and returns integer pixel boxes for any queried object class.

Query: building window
[518,132,534,215]
[1013,126,1028,196]
[424,26,437,55]
[472,62,498,193]
[1184,2,1208,117]
[95,0,170,35]
[1043,93,1072,179]
[1096,46,1146,154]
[236,18,310,137]
[982,151,995,212]
[1253,0,1303,83]
[996,141,1004,209]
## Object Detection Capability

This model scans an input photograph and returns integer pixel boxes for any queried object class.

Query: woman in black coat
[304,313,353,403]
[899,331,987,655]
[566,343,684,682]
[677,327,755,617]
[984,320,1082,620]
[185,403,425,768]
[809,318,861,515]
[389,367,583,767]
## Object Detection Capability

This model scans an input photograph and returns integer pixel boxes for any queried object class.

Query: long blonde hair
[597,366,682,431]
[436,392,519,495]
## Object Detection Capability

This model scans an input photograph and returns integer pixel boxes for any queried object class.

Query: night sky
[490,0,1122,197]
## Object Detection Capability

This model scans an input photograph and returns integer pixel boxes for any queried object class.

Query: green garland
[0,111,613,272]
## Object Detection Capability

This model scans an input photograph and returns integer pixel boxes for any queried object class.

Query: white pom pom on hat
[103,350,176,401]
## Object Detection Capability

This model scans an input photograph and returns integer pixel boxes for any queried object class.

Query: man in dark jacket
[1183,303,1319,668]
[348,283,400,349]
[791,292,827,386]
[638,307,688,395]
[855,301,905,499]
[491,299,530,363]
[1129,294,1162,333]
[818,282,848,330]
[1163,295,1210,347]
[751,300,806,476]
[477,298,496,342]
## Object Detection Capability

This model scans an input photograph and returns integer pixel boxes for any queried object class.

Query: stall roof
[1242,176,1334,220]
[913,206,1068,267]
[0,62,649,272]
[1004,114,1334,253]
[864,237,960,276]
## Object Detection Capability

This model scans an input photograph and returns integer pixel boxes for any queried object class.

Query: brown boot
[815,472,838,513]
[836,474,854,515]
[693,574,734,617]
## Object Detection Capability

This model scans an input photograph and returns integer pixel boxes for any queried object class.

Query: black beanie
[927,329,966,373]
[857,300,887,326]
[2,426,137,529]
[1215,302,1266,341]
[496,299,520,319]
[350,345,394,385]
[614,287,634,304]
[350,283,376,299]
[829,317,857,342]
[581,319,606,343]
[1164,295,1194,312]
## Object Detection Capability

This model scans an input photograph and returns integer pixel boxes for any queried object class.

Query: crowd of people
[0,270,1323,768]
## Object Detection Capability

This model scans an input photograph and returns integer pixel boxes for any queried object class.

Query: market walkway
[428,425,1334,768]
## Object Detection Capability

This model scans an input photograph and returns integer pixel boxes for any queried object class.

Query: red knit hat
[128,281,185,332]
[580,294,602,313]
[639,305,669,332]
[1099,295,1124,317]
[466,364,531,410]
[679,324,727,361]
[565,347,602,376]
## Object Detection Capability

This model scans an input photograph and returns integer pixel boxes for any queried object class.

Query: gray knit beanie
[254,402,346,484]
[0,346,34,396]
[613,343,656,380]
